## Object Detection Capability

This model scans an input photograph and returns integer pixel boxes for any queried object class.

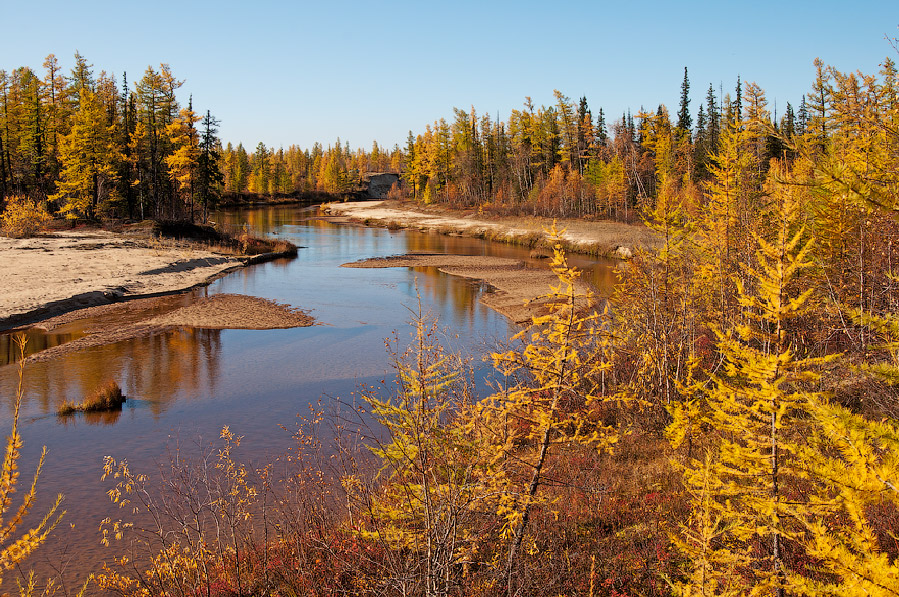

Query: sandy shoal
[0,230,246,329]
[343,253,594,324]
[23,294,314,363]
[323,200,661,258]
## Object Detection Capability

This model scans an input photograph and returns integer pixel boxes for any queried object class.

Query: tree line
[0,55,818,225]
[1,53,222,222]
[87,52,899,596]
[397,68,823,221]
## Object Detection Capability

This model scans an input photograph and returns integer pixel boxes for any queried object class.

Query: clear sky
[3,1,897,152]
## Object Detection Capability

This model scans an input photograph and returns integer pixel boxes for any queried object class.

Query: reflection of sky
[0,205,614,586]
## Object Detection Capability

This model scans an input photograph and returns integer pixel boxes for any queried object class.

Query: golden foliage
[0,336,65,595]
[0,197,52,238]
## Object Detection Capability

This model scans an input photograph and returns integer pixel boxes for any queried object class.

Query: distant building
[360,173,400,199]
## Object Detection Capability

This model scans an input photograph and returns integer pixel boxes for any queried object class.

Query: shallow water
[0,204,617,589]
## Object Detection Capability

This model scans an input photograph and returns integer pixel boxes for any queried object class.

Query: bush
[58,380,126,416]
[1,196,53,238]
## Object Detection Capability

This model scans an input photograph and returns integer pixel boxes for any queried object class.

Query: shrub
[1,196,53,238]
[57,380,125,416]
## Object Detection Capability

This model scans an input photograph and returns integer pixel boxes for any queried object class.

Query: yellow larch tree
[51,87,121,220]
[165,101,200,221]
[476,225,617,594]
[348,305,494,597]
[1,337,64,595]
[670,176,831,596]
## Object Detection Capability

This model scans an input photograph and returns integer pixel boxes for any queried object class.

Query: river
[0,204,617,591]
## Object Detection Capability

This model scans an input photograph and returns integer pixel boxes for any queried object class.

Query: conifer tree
[671,174,831,595]
[677,67,692,139]
[595,107,609,149]
[165,98,200,220]
[477,226,617,594]
[52,87,120,219]
[197,110,223,222]
[349,306,491,597]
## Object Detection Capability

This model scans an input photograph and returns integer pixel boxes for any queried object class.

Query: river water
[0,204,617,590]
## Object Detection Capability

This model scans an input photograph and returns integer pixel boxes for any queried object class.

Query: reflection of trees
[0,328,222,419]
[57,408,123,426]
[0,329,87,366]
[123,328,222,415]
[212,205,318,236]
[411,267,484,327]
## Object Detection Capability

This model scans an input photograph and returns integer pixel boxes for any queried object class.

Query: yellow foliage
[788,399,899,596]
[99,426,260,596]
[478,224,618,588]
[349,300,493,596]
[669,184,833,595]
[0,336,64,595]
[0,197,52,238]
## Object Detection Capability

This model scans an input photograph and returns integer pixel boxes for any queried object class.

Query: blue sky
[3,1,896,151]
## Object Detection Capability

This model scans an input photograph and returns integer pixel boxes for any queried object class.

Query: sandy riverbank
[0,230,276,330]
[323,200,662,258]
[22,293,314,363]
[343,254,594,324]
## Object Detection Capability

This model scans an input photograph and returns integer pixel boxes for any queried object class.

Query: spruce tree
[677,66,692,139]
[197,110,223,222]
[595,107,608,149]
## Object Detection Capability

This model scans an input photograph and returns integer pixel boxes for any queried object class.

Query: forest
[2,46,899,596]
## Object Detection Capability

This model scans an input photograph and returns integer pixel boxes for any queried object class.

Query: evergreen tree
[797,95,808,136]
[197,110,223,222]
[677,66,692,139]
[595,107,608,149]
[733,75,743,123]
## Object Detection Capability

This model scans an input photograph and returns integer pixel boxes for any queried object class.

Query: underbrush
[1,195,53,238]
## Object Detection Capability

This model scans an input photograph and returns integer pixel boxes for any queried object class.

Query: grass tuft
[57,380,126,416]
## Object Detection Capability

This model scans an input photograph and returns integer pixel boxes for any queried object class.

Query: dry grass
[58,380,126,416]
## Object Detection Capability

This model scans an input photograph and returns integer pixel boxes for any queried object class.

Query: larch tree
[670,174,832,596]
[165,99,200,221]
[52,87,120,219]
[476,226,617,595]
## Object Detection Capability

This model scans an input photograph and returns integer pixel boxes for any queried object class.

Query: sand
[343,253,595,324]
[0,230,247,329]
[323,200,661,258]
[22,294,314,364]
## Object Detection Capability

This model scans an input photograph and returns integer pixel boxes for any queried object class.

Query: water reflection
[0,325,223,420]
[1,327,88,363]
[57,406,123,426]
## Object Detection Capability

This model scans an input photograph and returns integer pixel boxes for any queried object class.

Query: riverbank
[0,229,295,331]
[343,254,594,324]
[21,293,314,363]
[323,200,662,259]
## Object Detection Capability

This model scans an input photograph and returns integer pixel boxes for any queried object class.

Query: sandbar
[343,253,595,323]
